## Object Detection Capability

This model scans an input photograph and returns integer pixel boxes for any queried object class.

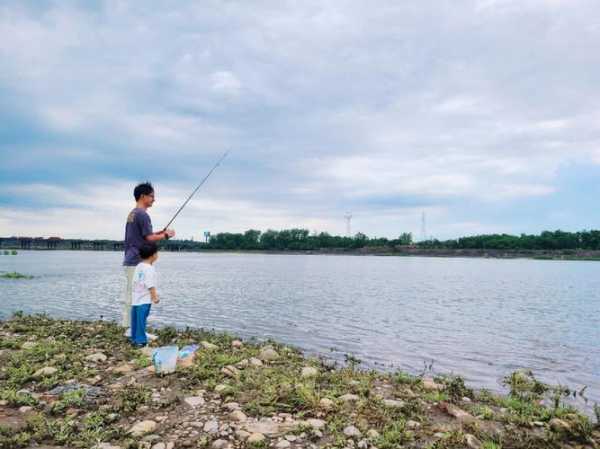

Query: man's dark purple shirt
[123,208,153,266]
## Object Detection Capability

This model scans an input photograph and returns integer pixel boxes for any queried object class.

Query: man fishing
[122,182,175,337]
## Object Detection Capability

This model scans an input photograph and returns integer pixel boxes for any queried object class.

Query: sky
[1,0,599,241]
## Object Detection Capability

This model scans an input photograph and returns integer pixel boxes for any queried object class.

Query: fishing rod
[162,151,229,231]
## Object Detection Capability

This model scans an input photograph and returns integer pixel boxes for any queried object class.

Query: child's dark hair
[134,182,154,201]
[139,243,158,260]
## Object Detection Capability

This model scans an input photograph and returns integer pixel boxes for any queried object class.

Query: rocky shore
[1,314,598,449]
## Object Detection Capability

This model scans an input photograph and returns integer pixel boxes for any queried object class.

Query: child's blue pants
[130,303,151,345]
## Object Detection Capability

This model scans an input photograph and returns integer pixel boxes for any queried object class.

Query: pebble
[85,352,108,363]
[550,418,571,432]
[339,394,360,403]
[343,425,362,438]
[275,440,291,449]
[422,377,444,391]
[319,398,334,409]
[229,410,247,422]
[151,443,166,449]
[357,440,369,449]
[129,420,157,437]
[221,365,240,378]
[235,430,250,440]
[95,444,122,449]
[204,420,219,433]
[305,418,326,430]
[18,406,33,413]
[465,434,482,449]
[224,402,240,411]
[258,347,279,361]
[33,366,58,378]
[249,357,263,367]
[247,433,265,444]
[366,429,380,439]
[184,396,205,408]
[406,420,421,429]
[383,399,404,408]
[211,439,229,449]
[301,367,319,378]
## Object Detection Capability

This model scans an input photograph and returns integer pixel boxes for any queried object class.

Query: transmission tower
[421,211,427,242]
[344,212,352,237]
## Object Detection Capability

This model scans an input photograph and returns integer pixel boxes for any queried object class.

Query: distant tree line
[200,229,600,251]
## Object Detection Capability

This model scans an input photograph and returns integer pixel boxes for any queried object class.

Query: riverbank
[1,315,598,449]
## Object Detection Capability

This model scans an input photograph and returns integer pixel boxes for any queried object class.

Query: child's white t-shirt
[132,262,156,306]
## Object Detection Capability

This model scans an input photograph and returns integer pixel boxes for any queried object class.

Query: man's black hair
[139,243,158,260]
[134,182,154,201]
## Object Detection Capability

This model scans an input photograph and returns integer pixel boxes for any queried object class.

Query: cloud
[1,0,600,239]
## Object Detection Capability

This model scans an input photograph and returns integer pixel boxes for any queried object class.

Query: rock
[235,430,251,440]
[344,426,362,438]
[422,377,444,391]
[140,346,155,357]
[33,366,57,378]
[48,383,103,399]
[114,363,134,374]
[366,429,380,439]
[231,340,243,348]
[166,443,175,449]
[129,420,157,437]
[95,444,122,449]
[0,400,8,406]
[249,357,263,367]
[247,433,265,444]
[465,434,482,449]
[339,393,360,403]
[152,444,166,449]
[440,402,476,424]
[204,420,219,433]
[22,342,36,349]
[305,418,326,430]
[301,367,319,378]
[229,410,247,422]
[532,421,545,427]
[214,384,230,393]
[550,418,571,432]
[285,435,298,442]
[184,396,205,408]
[211,439,229,449]
[357,439,369,449]
[243,419,298,436]
[236,359,249,369]
[383,399,404,408]
[275,440,291,449]
[462,396,472,403]
[319,398,334,409]
[258,347,279,361]
[18,406,33,413]
[201,341,218,350]
[224,402,240,411]
[222,365,240,378]
[406,420,421,429]
[85,352,108,363]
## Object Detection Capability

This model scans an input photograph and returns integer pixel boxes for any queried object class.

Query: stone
[275,440,291,449]
[422,377,444,391]
[85,352,108,363]
[465,434,482,449]
[214,384,230,393]
[0,400,8,406]
[129,420,157,437]
[18,406,33,413]
[258,347,279,361]
[305,419,326,430]
[249,357,263,367]
[114,363,134,374]
[441,402,476,424]
[532,421,545,427]
[152,444,166,449]
[357,440,369,449]
[301,367,319,378]
[204,420,219,433]
[406,420,420,429]
[247,433,265,444]
[22,342,36,349]
[201,341,218,350]
[236,359,249,369]
[319,398,334,409]
[366,429,380,439]
[229,410,247,422]
[33,366,58,378]
[211,439,229,449]
[243,419,298,436]
[231,340,243,348]
[222,365,240,378]
[285,435,298,442]
[549,418,571,432]
[339,393,360,403]
[343,425,362,438]
[184,396,205,408]
[95,444,122,449]
[236,430,251,440]
[224,402,240,411]
[166,443,175,449]
[383,399,404,408]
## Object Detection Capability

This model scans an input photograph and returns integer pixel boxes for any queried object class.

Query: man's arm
[145,229,175,242]
[149,287,159,304]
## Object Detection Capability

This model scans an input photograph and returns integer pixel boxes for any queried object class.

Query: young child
[130,243,160,346]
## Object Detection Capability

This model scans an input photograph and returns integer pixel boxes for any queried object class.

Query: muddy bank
[1,315,598,449]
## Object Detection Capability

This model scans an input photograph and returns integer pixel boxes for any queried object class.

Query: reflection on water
[1,250,599,412]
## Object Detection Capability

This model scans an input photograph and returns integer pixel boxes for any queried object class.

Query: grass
[0,272,33,279]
